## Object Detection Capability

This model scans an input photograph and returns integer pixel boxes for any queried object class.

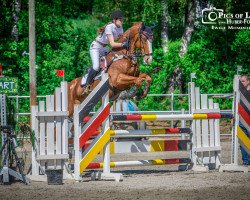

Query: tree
[161,0,169,53]
[167,0,196,92]
[179,0,196,57]
[12,0,21,41]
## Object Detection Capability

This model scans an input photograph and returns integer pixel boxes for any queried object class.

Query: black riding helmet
[111,10,124,20]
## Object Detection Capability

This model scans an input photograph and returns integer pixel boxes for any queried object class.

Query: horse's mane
[117,22,143,43]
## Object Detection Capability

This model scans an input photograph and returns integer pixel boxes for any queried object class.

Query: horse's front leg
[137,73,152,99]
[114,74,145,90]
[119,85,140,100]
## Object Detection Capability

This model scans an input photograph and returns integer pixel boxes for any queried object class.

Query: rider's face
[114,18,123,28]
[241,77,249,88]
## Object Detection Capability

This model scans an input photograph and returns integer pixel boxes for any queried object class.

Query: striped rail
[111,113,232,121]
[87,158,191,169]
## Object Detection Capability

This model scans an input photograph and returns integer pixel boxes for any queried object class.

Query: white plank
[214,102,221,169]
[55,87,62,155]
[39,101,45,155]
[193,108,220,113]
[61,81,68,112]
[208,99,216,167]
[214,103,220,147]
[61,81,68,155]
[189,82,197,165]
[46,95,55,155]
[201,94,209,147]
[61,102,69,177]
[36,111,68,117]
[195,87,201,148]
[189,82,195,113]
[201,94,210,165]
[73,104,81,180]
[208,99,215,147]
[181,109,186,140]
[193,146,221,152]
[37,154,69,160]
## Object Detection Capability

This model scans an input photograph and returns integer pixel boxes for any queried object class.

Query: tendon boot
[85,68,98,94]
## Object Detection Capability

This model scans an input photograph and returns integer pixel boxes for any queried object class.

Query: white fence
[31,82,69,178]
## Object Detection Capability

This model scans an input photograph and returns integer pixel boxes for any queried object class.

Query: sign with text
[0,77,18,94]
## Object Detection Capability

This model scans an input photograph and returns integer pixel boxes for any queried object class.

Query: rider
[85,10,129,93]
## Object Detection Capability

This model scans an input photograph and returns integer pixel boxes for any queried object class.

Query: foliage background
[0,0,249,113]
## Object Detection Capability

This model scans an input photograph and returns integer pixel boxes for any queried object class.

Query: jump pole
[87,158,191,169]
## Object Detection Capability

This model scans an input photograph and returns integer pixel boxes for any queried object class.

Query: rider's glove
[122,41,129,48]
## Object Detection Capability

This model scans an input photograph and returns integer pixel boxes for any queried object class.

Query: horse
[68,22,154,117]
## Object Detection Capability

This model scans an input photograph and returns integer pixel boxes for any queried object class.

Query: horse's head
[127,22,154,65]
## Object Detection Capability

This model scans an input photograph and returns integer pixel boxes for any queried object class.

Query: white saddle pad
[81,73,88,85]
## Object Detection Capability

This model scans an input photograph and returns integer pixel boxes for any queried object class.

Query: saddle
[81,54,126,86]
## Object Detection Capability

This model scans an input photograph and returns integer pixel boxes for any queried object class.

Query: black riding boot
[85,68,98,94]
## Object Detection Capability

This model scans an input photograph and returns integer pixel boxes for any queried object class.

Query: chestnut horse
[68,22,153,117]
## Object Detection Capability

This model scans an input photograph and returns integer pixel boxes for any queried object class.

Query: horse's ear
[140,22,146,32]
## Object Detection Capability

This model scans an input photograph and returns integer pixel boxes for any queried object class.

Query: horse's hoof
[134,95,141,102]
[84,85,92,95]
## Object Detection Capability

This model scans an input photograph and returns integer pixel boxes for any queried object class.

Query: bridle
[123,25,153,58]
[138,28,153,57]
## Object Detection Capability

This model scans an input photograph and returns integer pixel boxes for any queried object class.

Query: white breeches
[90,41,108,71]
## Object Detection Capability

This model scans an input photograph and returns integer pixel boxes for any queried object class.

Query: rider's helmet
[111,10,124,20]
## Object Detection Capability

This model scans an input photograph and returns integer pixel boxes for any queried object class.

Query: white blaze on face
[143,39,153,64]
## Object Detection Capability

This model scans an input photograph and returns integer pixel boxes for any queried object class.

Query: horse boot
[85,68,98,94]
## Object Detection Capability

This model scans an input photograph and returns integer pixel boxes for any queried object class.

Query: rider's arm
[107,34,123,48]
